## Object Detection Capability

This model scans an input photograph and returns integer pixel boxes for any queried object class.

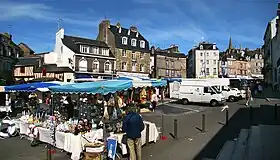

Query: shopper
[151,89,158,112]
[66,96,74,119]
[122,107,145,160]
[245,87,252,106]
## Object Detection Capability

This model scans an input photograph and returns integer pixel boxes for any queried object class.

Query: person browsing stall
[122,107,145,160]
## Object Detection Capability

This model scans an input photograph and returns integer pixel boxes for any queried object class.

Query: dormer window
[122,37,128,45]
[259,55,262,59]
[200,45,203,50]
[128,30,130,36]
[213,45,216,49]
[80,45,89,53]
[140,40,145,48]
[131,39,137,47]
[255,54,258,59]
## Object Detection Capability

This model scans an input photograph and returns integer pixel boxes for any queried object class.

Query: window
[80,45,89,53]
[207,60,209,64]
[8,48,11,56]
[101,48,107,55]
[203,87,212,93]
[122,50,127,57]
[171,61,174,69]
[20,67,25,73]
[140,40,145,48]
[92,60,99,71]
[256,63,258,66]
[213,68,217,75]
[132,62,137,71]
[200,52,203,56]
[140,52,144,59]
[206,68,209,75]
[60,46,63,53]
[259,55,262,59]
[213,60,216,64]
[171,70,175,77]
[132,52,136,60]
[256,69,259,72]
[131,39,137,47]
[140,64,145,72]
[79,58,87,72]
[200,60,203,64]
[206,52,209,56]
[92,47,99,54]
[121,62,127,71]
[104,61,111,71]
[255,54,258,59]
[200,45,203,50]
[213,45,216,49]
[122,37,128,45]
[166,60,169,69]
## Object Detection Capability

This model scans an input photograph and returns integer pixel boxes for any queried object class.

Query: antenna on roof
[57,18,63,31]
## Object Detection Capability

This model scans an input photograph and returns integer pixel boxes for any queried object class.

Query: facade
[14,56,42,81]
[247,49,264,79]
[263,16,278,85]
[49,28,116,81]
[0,33,22,84]
[96,20,150,78]
[187,42,219,78]
[151,45,187,78]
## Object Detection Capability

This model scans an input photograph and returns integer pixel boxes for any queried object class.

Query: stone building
[96,20,150,78]
[150,45,187,78]
[0,33,23,84]
[246,48,264,79]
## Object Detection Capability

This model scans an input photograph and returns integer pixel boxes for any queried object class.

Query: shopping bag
[250,97,253,101]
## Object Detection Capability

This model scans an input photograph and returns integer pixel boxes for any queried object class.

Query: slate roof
[62,35,114,57]
[34,64,74,73]
[18,43,35,53]
[152,50,187,58]
[15,57,41,66]
[195,42,219,50]
[109,25,150,52]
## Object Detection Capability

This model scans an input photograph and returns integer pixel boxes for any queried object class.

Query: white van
[205,78,240,102]
[170,80,226,107]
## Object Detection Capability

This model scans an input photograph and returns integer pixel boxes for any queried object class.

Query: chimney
[116,22,121,28]
[98,19,110,43]
[130,26,137,32]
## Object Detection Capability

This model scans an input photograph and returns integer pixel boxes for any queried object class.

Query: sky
[0,0,278,54]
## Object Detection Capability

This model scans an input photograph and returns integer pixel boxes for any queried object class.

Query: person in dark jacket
[122,107,144,160]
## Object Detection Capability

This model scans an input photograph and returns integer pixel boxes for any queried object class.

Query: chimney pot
[130,26,137,32]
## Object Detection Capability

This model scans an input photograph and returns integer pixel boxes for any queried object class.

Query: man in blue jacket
[122,107,145,160]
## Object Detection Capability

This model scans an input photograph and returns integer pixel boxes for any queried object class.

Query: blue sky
[0,0,278,53]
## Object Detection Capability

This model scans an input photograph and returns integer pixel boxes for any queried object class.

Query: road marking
[165,104,200,113]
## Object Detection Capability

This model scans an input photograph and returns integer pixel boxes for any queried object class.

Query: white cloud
[0,1,99,27]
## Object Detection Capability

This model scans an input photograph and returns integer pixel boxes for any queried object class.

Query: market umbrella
[49,80,133,95]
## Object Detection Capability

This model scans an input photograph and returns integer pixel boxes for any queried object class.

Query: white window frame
[121,62,127,71]
[122,50,127,57]
[122,37,128,45]
[200,45,203,50]
[80,45,89,53]
[78,58,88,72]
[140,64,145,72]
[131,39,137,47]
[92,59,99,72]
[132,62,137,72]
[132,52,136,60]
[140,40,145,48]
[104,60,111,72]
[93,47,99,54]
[102,48,107,55]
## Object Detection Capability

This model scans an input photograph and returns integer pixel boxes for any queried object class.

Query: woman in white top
[151,89,158,112]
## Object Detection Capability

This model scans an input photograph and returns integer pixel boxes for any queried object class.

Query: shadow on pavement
[193,104,280,160]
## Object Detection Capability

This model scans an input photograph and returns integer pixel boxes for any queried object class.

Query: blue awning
[4,81,61,92]
[49,80,133,95]
[162,78,182,83]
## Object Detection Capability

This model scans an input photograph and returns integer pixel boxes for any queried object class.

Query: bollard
[174,119,178,139]
[275,104,278,121]
[47,144,52,160]
[145,123,150,145]
[226,109,229,126]
[202,114,206,132]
